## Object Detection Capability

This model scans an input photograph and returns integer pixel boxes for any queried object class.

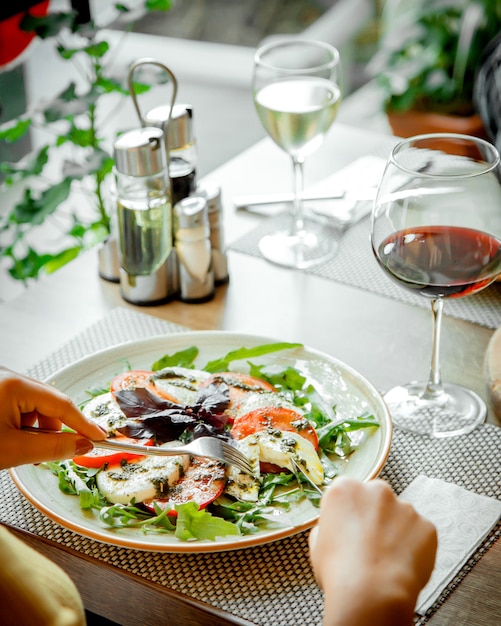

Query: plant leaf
[43,246,82,274]
[20,12,75,39]
[12,178,73,225]
[0,117,32,143]
[94,76,129,95]
[62,149,112,179]
[7,247,54,281]
[43,83,92,122]
[56,125,95,148]
[145,0,173,11]
[0,146,49,186]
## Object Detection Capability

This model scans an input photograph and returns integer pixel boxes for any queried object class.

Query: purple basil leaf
[114,388,183,417]
[194,382,230,414]
[117,415,191,442]
[192,422,231,441]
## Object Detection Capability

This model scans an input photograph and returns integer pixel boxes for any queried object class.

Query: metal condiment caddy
[108,57,229,306]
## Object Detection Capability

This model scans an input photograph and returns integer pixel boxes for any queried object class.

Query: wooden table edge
[3,522,255,626]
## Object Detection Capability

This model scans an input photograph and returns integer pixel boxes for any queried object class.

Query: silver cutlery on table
[234,189,377,228]
[233,188,377,212]
[233,190,345,211]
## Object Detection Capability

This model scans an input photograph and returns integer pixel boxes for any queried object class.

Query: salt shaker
[196,181,229,284]
[174,196,215,303]
[113,126,178,305]
[144,103,197,207]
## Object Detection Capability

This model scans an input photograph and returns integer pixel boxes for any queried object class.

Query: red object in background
[0,1,50,71]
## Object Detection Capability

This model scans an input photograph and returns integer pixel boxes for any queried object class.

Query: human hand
[0,367,106,469]
[309,477,437,626]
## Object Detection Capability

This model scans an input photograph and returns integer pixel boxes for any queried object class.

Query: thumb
[3,430,93,469]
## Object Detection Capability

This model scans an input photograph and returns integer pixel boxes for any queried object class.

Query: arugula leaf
[249,363,335,428]
[99,502,176,531]
[174,502,240,541]
[45,461,104,509]
[317,413,379,457]
[249,363,306,392]
[151,346,199,370]
[203,342,302,373]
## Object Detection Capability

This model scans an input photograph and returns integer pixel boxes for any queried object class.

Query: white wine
[254,77,341,158]
[117,195,172,276]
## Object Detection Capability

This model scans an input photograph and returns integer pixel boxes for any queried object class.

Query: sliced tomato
[202,372,275,406]
[260,461,286,474]
[73,436,153,468]
[110,370,179,403]
[231,406,319,450]
[142,457,226,516]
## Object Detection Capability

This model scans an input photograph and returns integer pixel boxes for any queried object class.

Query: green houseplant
[0,1,171,286]
[369,0,501,137]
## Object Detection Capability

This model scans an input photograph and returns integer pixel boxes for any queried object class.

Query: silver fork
[23,427,255,476]
[95,437,256,476]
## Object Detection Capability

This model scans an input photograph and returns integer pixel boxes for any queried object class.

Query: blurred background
[0,0,383,303]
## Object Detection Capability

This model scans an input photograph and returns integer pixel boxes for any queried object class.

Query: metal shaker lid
[113,127,166,177]
[145,104,194,149]
[174,195,208,231]
[196,181,222,215]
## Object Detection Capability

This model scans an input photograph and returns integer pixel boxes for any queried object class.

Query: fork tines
[222,441,256,475]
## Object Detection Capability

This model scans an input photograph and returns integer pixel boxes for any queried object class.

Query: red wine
[376,225,501,298]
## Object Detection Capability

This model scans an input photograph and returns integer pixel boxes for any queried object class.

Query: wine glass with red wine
[371,133,501,437]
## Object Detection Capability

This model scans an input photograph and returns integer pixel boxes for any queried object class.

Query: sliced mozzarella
[82,392,127,435]
[255,430,324,486]
[96,443,190,505]
[229,391,302,421]
[151,366,210,405]
[224,435,261,502]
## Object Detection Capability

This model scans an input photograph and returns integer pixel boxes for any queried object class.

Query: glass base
[384,381,486,438]
[258,217,339,269]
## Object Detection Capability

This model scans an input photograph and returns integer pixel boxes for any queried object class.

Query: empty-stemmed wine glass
[252,38,341,268]
[371,133,501,438]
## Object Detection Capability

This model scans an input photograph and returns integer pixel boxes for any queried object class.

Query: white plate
[10,331,392,552]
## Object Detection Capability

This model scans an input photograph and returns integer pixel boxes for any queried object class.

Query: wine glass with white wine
[253,39,341,268]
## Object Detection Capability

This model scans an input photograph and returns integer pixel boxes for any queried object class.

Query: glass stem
[424,297,445,399]
[290,155,305,236]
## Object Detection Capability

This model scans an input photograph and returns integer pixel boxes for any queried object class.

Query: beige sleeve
[0,525,86,626]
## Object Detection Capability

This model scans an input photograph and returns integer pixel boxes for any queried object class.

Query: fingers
[309,476,438,600]
[0,367,106,469]
[1,368,105,441]
[1,430,93,470]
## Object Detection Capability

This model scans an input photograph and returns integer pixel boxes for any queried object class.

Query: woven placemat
[229,213,501,330]
[1,307,499,626]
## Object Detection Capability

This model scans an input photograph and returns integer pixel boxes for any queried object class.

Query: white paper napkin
[398,475,501,615]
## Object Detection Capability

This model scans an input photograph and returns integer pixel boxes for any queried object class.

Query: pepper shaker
[196,181,229,284]
[174,196,215,303]
[145,103,197,207]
